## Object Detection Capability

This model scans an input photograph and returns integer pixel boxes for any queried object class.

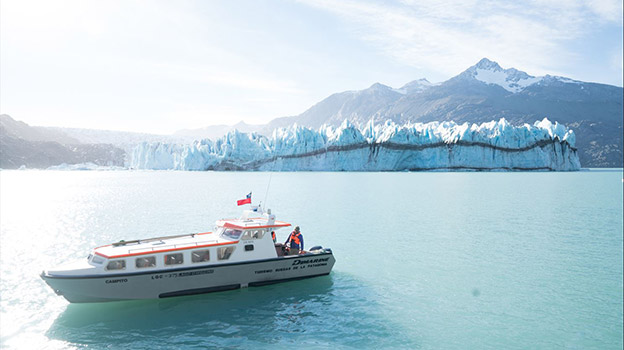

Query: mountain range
[1,58,622,168]
[263,58,622,167]
[0,115,124,169]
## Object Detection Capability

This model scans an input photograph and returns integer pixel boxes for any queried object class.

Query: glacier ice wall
[128,118,581,171]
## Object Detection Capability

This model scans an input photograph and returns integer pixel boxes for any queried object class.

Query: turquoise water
[1,170,622,349]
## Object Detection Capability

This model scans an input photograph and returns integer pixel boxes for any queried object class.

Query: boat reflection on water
[47,276,334,344]
[46,273,419,348]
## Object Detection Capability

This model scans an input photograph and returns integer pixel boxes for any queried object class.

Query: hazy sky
[1,0,622,134]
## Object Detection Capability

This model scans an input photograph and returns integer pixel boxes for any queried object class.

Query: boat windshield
[219,227,243,240]
[89,254,105,265]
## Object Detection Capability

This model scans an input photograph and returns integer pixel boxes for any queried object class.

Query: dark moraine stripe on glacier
[214,138,577,171]
[406,166,556,171]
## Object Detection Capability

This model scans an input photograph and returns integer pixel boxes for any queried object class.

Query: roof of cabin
[94,232,232,259]
[216,217,291,230]
[93,218,291,259]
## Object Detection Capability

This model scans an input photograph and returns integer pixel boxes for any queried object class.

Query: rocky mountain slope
[0,115,125,169]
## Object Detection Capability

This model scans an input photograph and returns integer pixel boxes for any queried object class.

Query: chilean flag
[237,192,252,206]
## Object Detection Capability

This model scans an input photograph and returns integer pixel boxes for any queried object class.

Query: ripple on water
[1,170,622,349]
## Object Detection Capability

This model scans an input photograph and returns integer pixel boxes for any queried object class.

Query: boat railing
[112,233,200,247]
[127,240,218,254]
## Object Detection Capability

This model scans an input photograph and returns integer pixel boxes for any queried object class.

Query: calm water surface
[1,170,622,349]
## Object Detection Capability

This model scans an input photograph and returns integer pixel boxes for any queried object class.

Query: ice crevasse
[128,118,581,171]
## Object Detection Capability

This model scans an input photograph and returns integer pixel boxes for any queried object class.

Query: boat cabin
[87,209,292,274]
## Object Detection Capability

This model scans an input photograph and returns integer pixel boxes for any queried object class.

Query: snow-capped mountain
[129,118,580,171]
[398,78,433,94]
[263,58,622,167]
[459,58,542,93]
[457,58,590,93]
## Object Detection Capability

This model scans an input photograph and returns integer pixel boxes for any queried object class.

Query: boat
[40,206,335,303]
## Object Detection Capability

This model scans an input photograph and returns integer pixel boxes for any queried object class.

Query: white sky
[1,0,622,134]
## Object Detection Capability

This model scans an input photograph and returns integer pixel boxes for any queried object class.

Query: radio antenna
[263,157,278,209]
[263,172,272,209]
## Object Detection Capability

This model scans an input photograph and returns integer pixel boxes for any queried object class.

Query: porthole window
[106,259,126,270]
[192,249,210,263]
[136,256,156,268]
[165,253,184,265]
[217,246,235,260]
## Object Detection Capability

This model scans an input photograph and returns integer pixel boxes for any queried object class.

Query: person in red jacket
[285,226,304,255]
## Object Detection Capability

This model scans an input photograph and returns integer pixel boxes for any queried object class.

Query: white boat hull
[41,251,335,303]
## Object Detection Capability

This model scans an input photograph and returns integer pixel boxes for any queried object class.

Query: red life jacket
[290,232,301,246]
[271,231,276,241]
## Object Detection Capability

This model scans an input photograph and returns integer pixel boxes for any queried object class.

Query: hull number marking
[151,269,214,280]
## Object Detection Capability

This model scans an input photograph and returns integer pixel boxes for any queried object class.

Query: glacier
[128,118,581,171]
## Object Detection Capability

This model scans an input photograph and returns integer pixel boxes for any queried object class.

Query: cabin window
[244,244,254,251]
[136,256,156,268]
[221,229,243,240]
[241,229,265,240]
[164,253,184,265]
[192,249,210,263]
[91,255,105,264]
[217,246,235,260]
[106,259,126,270]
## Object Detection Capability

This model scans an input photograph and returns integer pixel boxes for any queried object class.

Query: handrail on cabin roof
[127,240,217,253]
[111,232,198,247]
